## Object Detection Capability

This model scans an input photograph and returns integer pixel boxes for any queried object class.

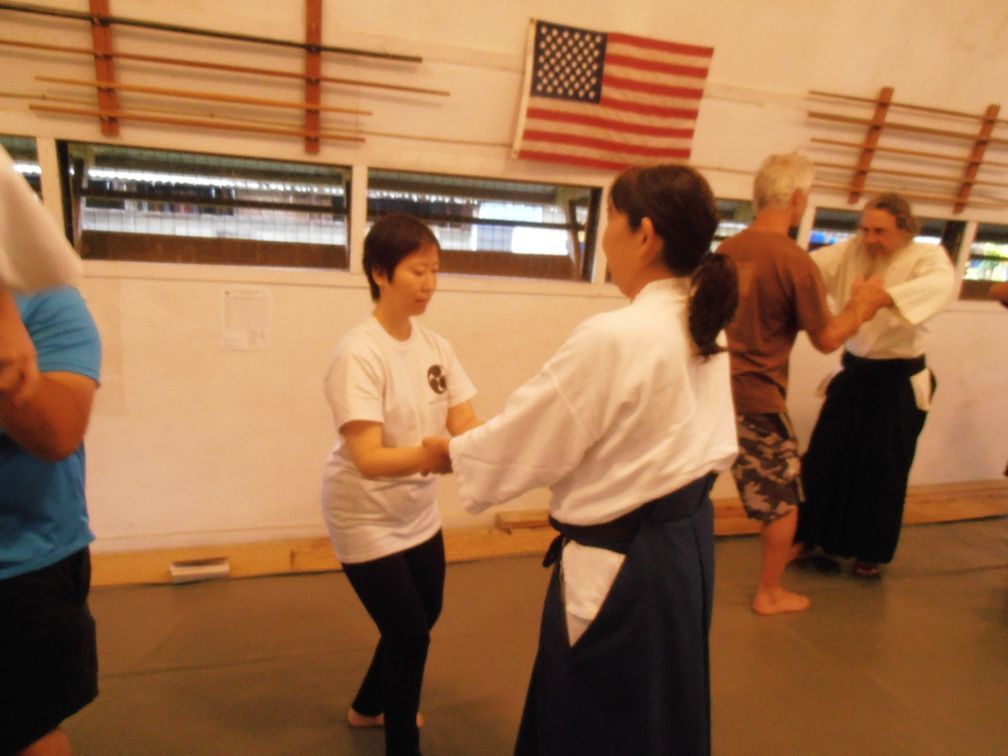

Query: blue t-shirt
[0,286,102,580]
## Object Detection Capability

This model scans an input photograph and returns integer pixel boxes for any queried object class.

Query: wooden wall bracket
[304,0,322,154]
[3,0,450,152]
[808,87,1008,213]
[89,0,119,136]
[956,104,1000,213]
[849,86,892,203]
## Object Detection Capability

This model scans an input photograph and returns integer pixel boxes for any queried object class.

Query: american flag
[513,20,714,171]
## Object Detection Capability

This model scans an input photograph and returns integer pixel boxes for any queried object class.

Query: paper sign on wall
[221,287,271,350]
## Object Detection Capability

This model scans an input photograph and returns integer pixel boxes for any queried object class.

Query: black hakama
[796,352,931,564]
[514,476,716,756]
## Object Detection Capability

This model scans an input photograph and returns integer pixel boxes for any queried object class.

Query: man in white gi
[795,193,956,578]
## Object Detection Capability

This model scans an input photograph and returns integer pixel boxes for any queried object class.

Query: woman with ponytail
[423,165,739,756]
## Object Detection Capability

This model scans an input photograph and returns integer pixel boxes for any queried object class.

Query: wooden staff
[37,75,372,116]
[0,37,450,97]
[0,0,421,62]
[810,137,1008,169]
[809,111,1008,147]
[810,89,1008,127]
[813,160,1008,189]
[30,103,365,143]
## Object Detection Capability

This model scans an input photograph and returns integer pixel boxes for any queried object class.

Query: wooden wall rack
[0,0,450,152]
[807,87,1008,213]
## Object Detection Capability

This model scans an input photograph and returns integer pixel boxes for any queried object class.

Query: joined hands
[420,437,452,476]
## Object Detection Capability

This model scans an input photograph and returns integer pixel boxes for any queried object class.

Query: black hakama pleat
[514,492,715,756]
[796,352,931,564]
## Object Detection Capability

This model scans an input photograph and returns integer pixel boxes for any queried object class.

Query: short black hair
[362,214,440,300]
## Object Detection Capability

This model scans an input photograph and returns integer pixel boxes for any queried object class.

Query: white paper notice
[221,287,271,350]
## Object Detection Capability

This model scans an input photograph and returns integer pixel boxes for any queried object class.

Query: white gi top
[811,238,956,359]
[321,316,476,564]
[451,277,737,522]
[0,146,82,291]
[449,278,737,637]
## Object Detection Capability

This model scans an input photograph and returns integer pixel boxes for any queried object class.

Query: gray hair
[753,153,816,212]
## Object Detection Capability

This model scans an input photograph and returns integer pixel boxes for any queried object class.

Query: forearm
[812,302,869,353]
[0,373,95,461]
[445,399,482,436]
[353,444,431,478]
[990,281,1008,304]
[0,287,40,403]
[810,288,894,354]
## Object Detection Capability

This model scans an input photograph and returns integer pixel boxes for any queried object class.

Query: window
[59,142,351,269]
[810,207,964,261]
[366,169,601,282]
[960,223,1008,300]
[1,134,41,196]
[712,199,754,250]
[809,208,860,250]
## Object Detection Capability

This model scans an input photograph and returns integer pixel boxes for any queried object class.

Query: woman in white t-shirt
[321,213,480,756]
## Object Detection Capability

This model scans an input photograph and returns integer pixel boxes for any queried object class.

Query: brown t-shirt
[719,228,832,414]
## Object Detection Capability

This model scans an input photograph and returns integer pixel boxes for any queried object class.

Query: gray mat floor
[64,517,1008,755]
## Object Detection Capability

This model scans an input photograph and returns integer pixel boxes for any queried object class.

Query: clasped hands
[0,290,40,406]
[419,436,452,476]
[849,274,892,321]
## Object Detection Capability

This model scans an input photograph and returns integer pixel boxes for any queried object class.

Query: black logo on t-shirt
[427,365,447,394]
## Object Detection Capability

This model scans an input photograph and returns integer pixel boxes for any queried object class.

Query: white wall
[2,0,1007,551]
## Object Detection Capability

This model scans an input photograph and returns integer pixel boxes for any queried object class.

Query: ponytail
[607,164,739,356]
[688,252,738,357]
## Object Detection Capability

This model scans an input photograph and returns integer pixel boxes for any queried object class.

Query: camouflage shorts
[730,413,804,523]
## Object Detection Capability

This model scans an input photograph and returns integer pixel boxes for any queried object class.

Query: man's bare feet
[851,560,881,578]
[17,729,73,756]
[752,589,811,615]
[348,709,384,728]
[347,710,425,728]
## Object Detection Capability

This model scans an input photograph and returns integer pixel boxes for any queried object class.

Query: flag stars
[531,22,606,103]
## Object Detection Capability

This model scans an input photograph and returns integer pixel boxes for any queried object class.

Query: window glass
[810,207,963,260]
[712,199,753,250]
[960,222,1008,300]
[0,134,41,196]
[367,169,601,282]
[60,142,350,269]
[809,208,860,250]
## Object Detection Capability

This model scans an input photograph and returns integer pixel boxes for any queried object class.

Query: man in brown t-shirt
[720,153,888,614]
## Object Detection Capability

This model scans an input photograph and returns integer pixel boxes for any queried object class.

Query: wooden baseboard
[90,479,1008,587]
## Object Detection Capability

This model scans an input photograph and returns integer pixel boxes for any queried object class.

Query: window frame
[366,167,603,283]
[959,221,1008,300]
[1,134,42,196]
[58,141,353,271]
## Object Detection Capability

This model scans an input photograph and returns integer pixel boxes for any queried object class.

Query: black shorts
[0,548,99,754]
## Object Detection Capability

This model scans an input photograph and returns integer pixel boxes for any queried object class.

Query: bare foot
[851,560,881,579]
[347,710,425,728]
[752,589,811,615]
[347,709,384,728]
[788,543,810,563]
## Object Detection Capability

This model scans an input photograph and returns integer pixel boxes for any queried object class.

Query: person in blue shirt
[1,284,102,756]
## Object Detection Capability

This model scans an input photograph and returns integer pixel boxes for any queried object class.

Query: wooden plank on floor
[902,479,1008,524]
[90,479,1008,587]
[496,510,551,531]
